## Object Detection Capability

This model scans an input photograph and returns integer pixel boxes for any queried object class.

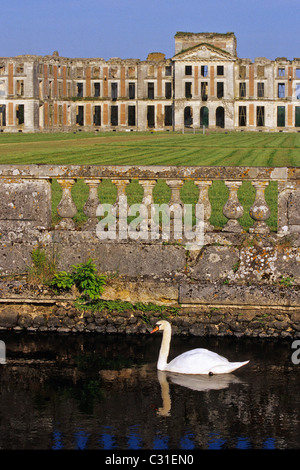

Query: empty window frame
[147,105,155,128]
[278,83,285,98]
[239,65,246,79]
[165,82,172,99]
[128,105,136,126]
[93,106,101,126]
[201,82,208,101]
[278,67,285,77]
[76,82,83,97]
[239,82,246,98]
[296,69,300,79]
[277,106,285,127]
[201,65,208,77]
[296,83,300,100]
[257,82,265,98]
[217,65,224,76]
[111,105,118,126]
[148,82,154,99]
[257,65,265,78]
[295,107,300,127]
[0,80,5,97]
[16,80,24,96]
[111,83,118,101]
[217,82,224,98]
[0,65,5,76]
[256,106,265,127]
[76,105,84,126]
[16,104,24,125]
[94,82,100,97]
[185,82,192,98]
[216,106,225,128]
[185,65,192,76]
[200,106,209,128]
[238,106,247,126]
[184,106,193,127]
[164,105,173,126]
[129,83,135,99]
[0,105,6,126]
[165,66,172,76]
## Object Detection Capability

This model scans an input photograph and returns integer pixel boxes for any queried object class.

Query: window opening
[277,106,285,127]
[201,65,208,77]
[217,65,224,76]
[165,82,172,99]
[111,83,118,101]
[200,106,209,128]
[257,66,265,78]
[129,83,135,99]
[217,82,224,98]
[164,105,173,126]
[0,105,6,126]
[16,104,24,125]
[165,66,172,76]
[278,67,285,77]
[16,80,24,96]
[296,69,300,79]
[76,82,83,97]
[257,106,265,126]
[257,82,264,98]
[184,106,193,127]
[239,82,246,98]
[0,80,5,97]
[94,82,100,97]
[295,107,300,127]
[93,106,101,126]
[148,82,154,99]
[128,105,136,126]
[185,65,192,75]
[296,83,300,100]
[111,105,118,126]
[76,106,84,126]
[238,106,247,126]
[201,82,208,101]
[185,82,192,98]
[216,106,224,128]
[147,105,155,128]
[278,83,285,98]
[239,66,246,79]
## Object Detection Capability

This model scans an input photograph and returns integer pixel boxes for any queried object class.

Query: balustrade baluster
[194,180,213,232]
[83,179,101,230]
[222,181,244,233]
[166,179,184,240]
[249,181,271,234]
[112,179,130,239]
[55,178,77,230]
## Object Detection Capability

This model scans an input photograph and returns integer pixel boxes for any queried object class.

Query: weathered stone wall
[0,164,299,337]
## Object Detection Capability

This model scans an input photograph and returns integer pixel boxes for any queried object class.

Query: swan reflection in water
[156,370,242,417]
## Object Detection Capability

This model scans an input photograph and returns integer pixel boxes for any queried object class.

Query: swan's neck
[157,325,172,370]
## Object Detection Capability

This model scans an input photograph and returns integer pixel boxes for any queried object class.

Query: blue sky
[2,0,300,61]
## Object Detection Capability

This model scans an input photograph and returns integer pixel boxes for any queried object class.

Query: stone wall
[0,164,299,337]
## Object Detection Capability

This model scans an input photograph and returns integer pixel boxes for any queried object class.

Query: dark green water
[0,331,299,450]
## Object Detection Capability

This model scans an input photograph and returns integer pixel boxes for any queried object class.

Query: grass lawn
[1,130,299,231]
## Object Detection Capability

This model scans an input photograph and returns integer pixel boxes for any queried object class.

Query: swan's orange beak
[150,326,159,334]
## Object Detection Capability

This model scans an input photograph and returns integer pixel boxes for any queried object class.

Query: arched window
[216,106,224,128]
[184,106,193,127]
[200,106,209,128]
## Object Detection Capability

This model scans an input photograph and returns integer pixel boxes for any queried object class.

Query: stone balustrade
[0,164,299,237]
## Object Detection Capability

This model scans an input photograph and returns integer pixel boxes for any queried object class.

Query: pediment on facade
[173,43,233,61]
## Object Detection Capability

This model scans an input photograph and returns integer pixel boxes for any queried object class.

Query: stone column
[222,181,244,233]
[112,179,130,238]
[249,181,270,234]
[83,179,101,230]
[55,179,77,230]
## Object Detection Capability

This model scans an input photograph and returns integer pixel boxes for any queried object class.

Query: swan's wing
[167,348,230,374]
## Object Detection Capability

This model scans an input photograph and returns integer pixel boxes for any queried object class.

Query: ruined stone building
[1,32,300,133]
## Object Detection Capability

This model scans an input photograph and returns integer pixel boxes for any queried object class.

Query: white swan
[151,320,249,375]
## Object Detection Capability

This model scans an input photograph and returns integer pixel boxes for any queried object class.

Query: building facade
[1,32,300,133]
